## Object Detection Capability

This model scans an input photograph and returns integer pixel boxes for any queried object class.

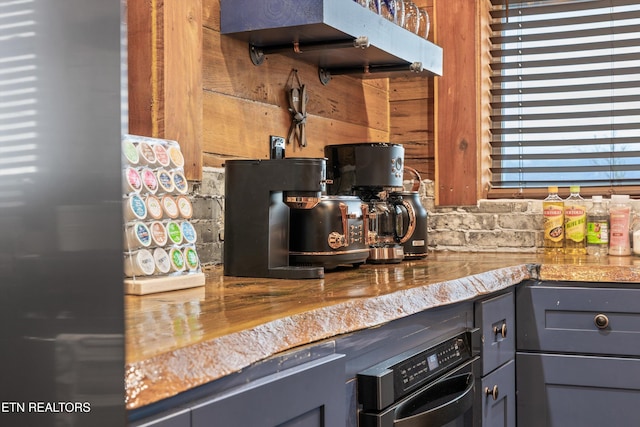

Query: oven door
[359,357,479,427]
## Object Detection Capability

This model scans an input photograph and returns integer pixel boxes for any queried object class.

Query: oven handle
[393,372,475,427]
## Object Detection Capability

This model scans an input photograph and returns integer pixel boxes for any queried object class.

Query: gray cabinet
[191,353,346,427]
[517,284,640,356]
[517,353,640,426]
[516,281,640,427]
[479,360,515,427]
[131,353,346,427]
[132,409,190,427]
[474,291,516,427]
[131,301,476,427]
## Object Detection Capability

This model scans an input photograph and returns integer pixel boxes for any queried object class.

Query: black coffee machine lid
[324,143,405,193]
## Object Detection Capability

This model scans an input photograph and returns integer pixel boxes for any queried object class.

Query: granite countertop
[124,252,640,409]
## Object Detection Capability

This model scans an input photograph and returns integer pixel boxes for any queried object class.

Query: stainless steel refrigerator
[0,0,126,425]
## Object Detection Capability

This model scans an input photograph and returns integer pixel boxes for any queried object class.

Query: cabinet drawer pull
[493,323,507,338]
[485,385,499,401]
[594,313,609,329]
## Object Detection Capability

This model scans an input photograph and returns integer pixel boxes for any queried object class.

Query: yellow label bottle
[543,186,564,255]
[564,185,587,255]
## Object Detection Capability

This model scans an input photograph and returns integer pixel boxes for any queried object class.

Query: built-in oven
[357,329,480,427]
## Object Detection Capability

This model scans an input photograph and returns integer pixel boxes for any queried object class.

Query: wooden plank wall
[389,0,435,181]
[129,0,438,183]
[434,0,479,205]
[202,0,391,167]
[128,0,203,180]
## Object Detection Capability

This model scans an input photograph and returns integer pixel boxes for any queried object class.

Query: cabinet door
[478,359,515,427]
[191,354,345,427]
[131,408,190,427]
[517,353,640,427]
[475,292,514,376]
[516,285,640,356]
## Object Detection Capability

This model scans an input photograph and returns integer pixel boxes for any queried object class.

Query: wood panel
[128,0,203,180]
[389,61,435,178]
[202,27,389,131]
[434,0,479,206]
[164,1,203,180]
[390,99,431,140]
[201,0,392,163]
[127,0,156,138]
[203,0,221,31]
[202,91,389,163]
[390,78,430,101]
[388,0,436,182]
[128,0,445,185]
[479,0,492,199]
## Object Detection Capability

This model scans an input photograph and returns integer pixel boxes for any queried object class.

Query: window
[0,0,38,208]
[488,0,640,198]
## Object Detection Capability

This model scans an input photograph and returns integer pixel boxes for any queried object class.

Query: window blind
[0,0,38,209]
[488,0,640,197]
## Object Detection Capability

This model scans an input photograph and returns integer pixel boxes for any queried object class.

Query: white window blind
[0,0,38,208]
[489,0,640,197]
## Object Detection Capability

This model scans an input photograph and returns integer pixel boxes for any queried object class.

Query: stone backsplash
[422,181,543,253]
[188,168,605,266]
[189,167,225,266]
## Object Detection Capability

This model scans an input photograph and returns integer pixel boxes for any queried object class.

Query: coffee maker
[224,158,327,279]
[390,166,428,259]
[288,195,370,269]
[325,143,427,263]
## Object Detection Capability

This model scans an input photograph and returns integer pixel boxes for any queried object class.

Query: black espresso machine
[325,143,428,263]
[224,158,328,279]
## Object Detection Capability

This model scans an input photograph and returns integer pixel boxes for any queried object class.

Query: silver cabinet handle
[493,323,507,338]
[594,313,609,329]
[485,385,499,401]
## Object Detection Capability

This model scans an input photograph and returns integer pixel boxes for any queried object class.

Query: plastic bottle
[543,186,564,255]
[632,209,640,256]
[609,194,631,256]
[586,195,608,256]
[564,185,587,255]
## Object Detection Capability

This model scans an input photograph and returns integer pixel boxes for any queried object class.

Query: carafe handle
[403,166,422,192]
[396,199,416,244]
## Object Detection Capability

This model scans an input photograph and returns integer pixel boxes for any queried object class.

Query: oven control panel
[393,337,467,394]
[357,329,479,412]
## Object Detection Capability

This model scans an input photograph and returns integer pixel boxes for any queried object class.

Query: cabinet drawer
[475,292,514,375]
[478,359,515,427]
[517,353,640,427]
[516,285,640,356]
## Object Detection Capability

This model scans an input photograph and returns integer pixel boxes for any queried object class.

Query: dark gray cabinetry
[517,353,640,426]
[131,300,475,427]
[133,409,190,427]
[131,353,346,427]
[479,360,515,427]
[516,281,640,427]
[191,353,346,427]
[475,291,516,427]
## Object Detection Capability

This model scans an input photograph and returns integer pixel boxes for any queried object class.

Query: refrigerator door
[0,1,126,426]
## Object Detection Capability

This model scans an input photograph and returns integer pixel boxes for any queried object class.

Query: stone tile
[497,214,541,230]
[428,230,466,247]
[467,230,536,248]
[198,167,225,197]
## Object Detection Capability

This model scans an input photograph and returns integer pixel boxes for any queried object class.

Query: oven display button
[427,354,439,371]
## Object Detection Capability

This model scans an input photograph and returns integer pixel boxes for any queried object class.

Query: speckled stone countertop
[124,252,640,409]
